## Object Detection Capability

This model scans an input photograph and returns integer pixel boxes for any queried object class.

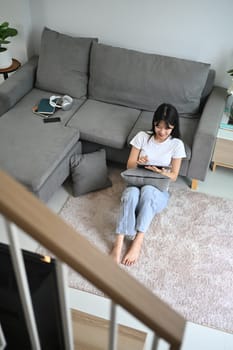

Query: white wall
[2,0,233,87]
[0,0,32,64]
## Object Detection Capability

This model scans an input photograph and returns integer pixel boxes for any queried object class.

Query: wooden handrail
[0,170,186,348]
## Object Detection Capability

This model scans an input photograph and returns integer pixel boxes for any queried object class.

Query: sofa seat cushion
[89,42,210,114]
[14,88,85,125]
[36,27,97,99]
[67,99,141,149]
[0,92,80,193]
[127,111,154,144]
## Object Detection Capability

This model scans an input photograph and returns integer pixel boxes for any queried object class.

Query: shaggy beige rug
[56,168,233,333]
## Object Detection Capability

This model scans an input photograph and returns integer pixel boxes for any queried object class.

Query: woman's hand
[145,165,166,174]
[137,155,149,165]
[146,158,182,181]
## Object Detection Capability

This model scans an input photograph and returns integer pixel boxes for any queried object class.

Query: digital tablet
[137,164,171,170]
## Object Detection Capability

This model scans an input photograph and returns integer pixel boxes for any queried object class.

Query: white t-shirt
[130,131,186,166]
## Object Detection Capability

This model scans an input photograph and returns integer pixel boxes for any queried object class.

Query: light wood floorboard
[72,309,147,350]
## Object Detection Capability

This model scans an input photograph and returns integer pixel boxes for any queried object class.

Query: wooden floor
[72,309,147,350]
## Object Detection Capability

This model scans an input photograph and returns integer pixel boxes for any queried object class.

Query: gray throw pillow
[121,168,170,192]
[36,27,97,98]
[70,149,112,196]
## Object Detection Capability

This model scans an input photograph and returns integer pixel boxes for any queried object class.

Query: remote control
[43,117,61,123]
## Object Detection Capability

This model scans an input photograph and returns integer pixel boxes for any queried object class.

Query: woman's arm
[127,146,148,169]
[166,158,182,181]
[146,158,182,181]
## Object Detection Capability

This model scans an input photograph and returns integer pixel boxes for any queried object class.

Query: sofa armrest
[0,56,39,117]
[187,86,227,181]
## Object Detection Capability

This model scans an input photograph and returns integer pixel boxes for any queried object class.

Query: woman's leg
[136,185,169,233]
[122,232,144,266]
[110,186,140,263]
[110,234,124,264]
[116,186,140,236]
[122,186,169,265]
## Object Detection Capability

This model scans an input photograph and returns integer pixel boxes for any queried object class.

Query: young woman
[110,103,186,265]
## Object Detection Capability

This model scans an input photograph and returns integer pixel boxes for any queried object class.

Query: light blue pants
[116,185,169,237]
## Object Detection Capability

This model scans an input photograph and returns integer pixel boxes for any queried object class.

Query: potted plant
[227,68,233,94]
[226,68,233,120]
[0,21,18,69]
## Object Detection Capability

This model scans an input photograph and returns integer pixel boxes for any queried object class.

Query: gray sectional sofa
[0,27,226,201]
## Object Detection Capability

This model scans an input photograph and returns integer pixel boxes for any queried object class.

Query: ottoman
[0,112,81,202]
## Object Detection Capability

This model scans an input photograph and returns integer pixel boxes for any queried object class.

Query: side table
[212,117,233,171]
[0,59,21,80]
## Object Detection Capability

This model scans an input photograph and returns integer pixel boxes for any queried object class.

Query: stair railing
[0,170,186,350]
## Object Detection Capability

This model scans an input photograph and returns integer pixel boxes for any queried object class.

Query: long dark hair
[150,103,181,139]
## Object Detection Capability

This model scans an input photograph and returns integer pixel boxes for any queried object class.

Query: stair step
[72,309,147,350]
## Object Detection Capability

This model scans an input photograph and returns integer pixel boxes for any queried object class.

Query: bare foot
[110,234,124,264]
[122,233,144,266]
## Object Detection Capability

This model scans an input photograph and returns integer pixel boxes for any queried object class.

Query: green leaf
[0,22,17,46]
[0,39,10,45]
[0,22,9,29]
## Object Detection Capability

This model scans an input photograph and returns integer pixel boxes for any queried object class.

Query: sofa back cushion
[36,27,97,99]
[89,42,210,114]
[200,69,215,109]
